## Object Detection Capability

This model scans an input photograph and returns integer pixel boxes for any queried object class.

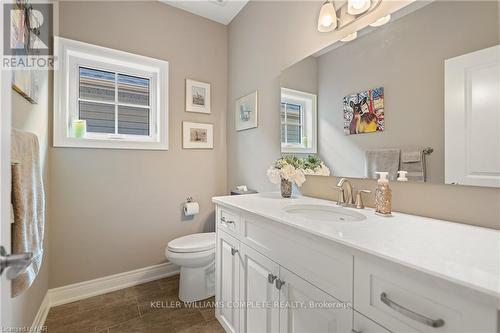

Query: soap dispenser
[375,172,392,216]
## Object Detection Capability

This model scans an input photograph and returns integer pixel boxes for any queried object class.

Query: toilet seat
[167,232,215,253]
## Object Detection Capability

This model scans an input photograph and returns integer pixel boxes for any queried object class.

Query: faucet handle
[355,190,371,209]
[333,186,345,205]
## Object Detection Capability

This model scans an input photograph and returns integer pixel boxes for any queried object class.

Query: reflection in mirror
[280,1,500,187]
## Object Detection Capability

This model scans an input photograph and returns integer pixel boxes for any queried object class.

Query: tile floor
[45,274,224,333]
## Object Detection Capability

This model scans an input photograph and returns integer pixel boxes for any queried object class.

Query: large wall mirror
[280,0,499,188]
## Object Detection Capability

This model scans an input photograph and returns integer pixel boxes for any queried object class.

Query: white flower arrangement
[266,155,330,187]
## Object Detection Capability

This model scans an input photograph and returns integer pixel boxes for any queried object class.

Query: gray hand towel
[400,148,426,182]
[11,129,45,297]
[365,149,401,181]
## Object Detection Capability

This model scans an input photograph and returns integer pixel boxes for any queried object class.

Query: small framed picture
[182,122,214,149]
[186,79,211,114]
[235,91,258,131]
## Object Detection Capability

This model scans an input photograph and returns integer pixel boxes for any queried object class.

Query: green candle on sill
[72,119,87,138]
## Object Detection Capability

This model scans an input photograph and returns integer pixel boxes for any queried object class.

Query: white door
[0,11,13,327]
[278,267,352,333]
[445,44,500,187]
[239,244,280,333]
[216,230,241,333]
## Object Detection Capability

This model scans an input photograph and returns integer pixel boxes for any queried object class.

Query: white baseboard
[47,262,179,307]
[30,292,50,333]
[30,262,179,331]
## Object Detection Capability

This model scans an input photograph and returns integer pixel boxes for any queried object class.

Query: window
[281,102,303,145]
[54,37,168,150]
[280,88,317,153]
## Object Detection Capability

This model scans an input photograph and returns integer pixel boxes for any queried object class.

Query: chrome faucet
[335,178,371,209]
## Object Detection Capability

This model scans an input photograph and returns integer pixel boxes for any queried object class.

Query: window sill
[53,136,168,150]
[281,146,317,154]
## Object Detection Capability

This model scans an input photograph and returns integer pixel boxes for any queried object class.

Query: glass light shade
[369,14,391,27]
[317,1,337,32]
[340,31,358,42]
[347,0,371,15]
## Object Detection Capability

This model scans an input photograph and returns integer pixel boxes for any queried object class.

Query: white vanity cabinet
[353,312,391,333]
[215,230,241,333]
[215,206,353,333]
[278,267,352,333]
[239,243,280,332]
[214,199,499,333]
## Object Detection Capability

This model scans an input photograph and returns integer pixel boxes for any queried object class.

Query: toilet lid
[167,232,216,253]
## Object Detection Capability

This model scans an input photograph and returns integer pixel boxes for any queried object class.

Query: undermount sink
[283,204,366,222]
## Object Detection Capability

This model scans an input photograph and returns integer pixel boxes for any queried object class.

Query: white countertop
[213,193,500,301]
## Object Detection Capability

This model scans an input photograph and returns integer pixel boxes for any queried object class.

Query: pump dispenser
[397,171,408,182]
[375,172,392,216]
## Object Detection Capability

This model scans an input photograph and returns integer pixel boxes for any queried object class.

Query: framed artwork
[12,71,39,104]
[182,122,214,149]
[235,91,258,131]
[10,1,40,104]
[186,79,211,114]
[343,87,384,135]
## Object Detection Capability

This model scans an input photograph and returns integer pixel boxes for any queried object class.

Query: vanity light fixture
[340,31,358,42]
[347,0,371,15]
[317,0,337,32]
[369,14,391,27]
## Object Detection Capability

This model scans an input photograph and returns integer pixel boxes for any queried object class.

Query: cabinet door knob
[268,273,277,284]
[275,278,285,290]
[231,248,238,256]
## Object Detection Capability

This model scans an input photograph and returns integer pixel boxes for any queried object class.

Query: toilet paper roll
[184,202,199,216]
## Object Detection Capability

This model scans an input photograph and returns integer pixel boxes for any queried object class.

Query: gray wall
[314,1,499,183]
[10,70,50,327]
[50,1,228,287]
[280,56,318,95]
[228,1,500,229]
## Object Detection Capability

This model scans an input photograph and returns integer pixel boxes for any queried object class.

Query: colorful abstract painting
[343,87,384,135]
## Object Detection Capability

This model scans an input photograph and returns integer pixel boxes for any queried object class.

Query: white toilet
[165,232,216,302]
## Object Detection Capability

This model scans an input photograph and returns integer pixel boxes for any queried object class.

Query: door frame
[0,1,13,326]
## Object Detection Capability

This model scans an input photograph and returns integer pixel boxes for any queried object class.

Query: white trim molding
[48,262,179,307]
[280,87,318,154]
[32,262,179,331]
[30,293,50,333]
[53,37,169,150]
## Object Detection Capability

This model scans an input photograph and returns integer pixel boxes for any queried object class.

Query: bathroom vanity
[213,193,499,333]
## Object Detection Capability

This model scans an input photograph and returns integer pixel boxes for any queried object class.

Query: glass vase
[280,178,292,198]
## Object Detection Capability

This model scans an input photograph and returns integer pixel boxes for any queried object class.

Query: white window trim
[54,37,169,150]
[281,87,317,154]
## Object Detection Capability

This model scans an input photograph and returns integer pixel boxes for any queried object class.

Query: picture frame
[185,79,211,114]
[235,91,258,131]
[182,122,214,149]
[343,87,384,135]
[11,1,40,104]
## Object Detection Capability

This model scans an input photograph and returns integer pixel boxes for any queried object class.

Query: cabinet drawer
[354,312,392,333]
[354,257,497,333]
[217,207,240,237]
[241,212,353,303]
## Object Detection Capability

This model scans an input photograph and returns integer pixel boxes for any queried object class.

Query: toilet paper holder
[183,197,199,217]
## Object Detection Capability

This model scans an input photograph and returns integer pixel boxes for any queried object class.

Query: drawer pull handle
[380,292,445,328]
[221,217,235,224]
[231,248,238,256]
[268,273,277,284]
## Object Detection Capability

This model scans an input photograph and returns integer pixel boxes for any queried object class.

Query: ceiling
[161,0,249,25]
